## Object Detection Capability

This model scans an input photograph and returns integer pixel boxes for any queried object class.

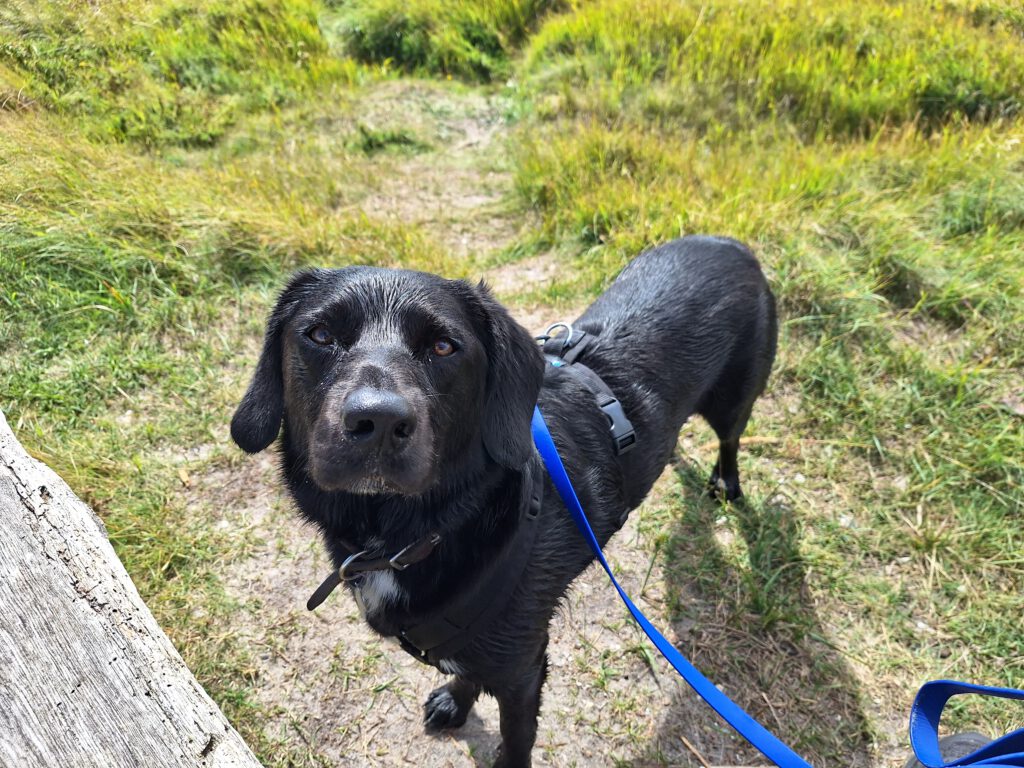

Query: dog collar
[306,530,442,611]
[305,465,544,667]
[396,463,544,664]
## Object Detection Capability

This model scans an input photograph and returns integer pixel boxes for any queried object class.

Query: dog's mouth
[345,474,400,496]
[308,448,435,497]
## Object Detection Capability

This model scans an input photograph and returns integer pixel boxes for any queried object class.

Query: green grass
[329,0,564,81]
[508,0,1024,757]
[2,0,1023,765]
[0,0,360,146]
[521,0,1024,137]
[0,13,457,752]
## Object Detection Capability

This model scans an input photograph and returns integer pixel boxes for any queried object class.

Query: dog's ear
[464,281,545,468]
[231,269,327,454]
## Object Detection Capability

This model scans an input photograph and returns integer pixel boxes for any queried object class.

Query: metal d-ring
[339,550,370,581]
[544,322,574,347]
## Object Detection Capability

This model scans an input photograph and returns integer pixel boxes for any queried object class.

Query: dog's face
[230,267,544,496]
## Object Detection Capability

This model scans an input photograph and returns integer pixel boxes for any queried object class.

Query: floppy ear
[230,269,327,454]
[465,281,545,468]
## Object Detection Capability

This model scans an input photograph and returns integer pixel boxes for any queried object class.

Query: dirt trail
[349,83,519,265]
[208,82,845,768]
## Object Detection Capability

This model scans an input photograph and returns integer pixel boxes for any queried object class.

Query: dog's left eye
[432,338,456,357]
[307,324,335,346]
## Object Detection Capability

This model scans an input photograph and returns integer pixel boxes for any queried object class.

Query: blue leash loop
[910,682,1024,768]
[531,406,1024,768]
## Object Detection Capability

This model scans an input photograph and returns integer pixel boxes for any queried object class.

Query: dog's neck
[280,431,526,558]
[281,436,534,635]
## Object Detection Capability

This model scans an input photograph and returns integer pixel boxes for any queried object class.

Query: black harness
[305,322,636,667]
[397,465,543,664]
[539,323,636,455]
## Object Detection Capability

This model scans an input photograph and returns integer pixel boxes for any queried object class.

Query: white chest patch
[354,570,406,617]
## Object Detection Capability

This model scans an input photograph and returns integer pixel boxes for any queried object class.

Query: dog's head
[230,267,544,495]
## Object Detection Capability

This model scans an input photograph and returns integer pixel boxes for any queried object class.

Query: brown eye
[308,324,334,346]
[432,338,456,357]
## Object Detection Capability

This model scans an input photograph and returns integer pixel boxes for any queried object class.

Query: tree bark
[0,409,262,767]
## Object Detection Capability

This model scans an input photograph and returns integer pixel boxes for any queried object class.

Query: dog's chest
[353,570,406,617]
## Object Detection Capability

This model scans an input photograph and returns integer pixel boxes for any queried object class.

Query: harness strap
[542,326,591,364]
[398,465,544,664]
[541,326,636,455]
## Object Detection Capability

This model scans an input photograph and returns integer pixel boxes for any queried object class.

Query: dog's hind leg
[492,647,549,768]
[699,319,775,502]
[423,676,481,732]
[703,395,757,502]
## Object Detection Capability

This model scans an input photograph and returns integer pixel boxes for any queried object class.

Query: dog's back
[572,235,777,504]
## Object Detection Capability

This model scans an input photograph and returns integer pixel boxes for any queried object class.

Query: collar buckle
[389,532,442,571]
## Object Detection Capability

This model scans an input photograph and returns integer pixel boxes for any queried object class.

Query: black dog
[231,235,777,767]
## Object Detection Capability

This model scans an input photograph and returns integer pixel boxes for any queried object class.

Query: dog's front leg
[424,675,481,731]
[492,648,549,768]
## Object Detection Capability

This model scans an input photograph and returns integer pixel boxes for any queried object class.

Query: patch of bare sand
[342,83,522,262]
[486,254,569,334]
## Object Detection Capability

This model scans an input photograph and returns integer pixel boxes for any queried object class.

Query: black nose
[342,387,417,447]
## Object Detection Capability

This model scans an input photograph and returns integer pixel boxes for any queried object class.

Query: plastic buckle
[599,397,637,455]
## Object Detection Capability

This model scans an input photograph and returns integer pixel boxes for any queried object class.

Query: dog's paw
[423,684,473,732]
[707,473,742,502]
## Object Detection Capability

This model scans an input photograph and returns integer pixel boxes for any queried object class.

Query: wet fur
[231,235,777,767]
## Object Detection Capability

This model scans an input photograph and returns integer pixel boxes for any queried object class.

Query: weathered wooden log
[0,409,262,767]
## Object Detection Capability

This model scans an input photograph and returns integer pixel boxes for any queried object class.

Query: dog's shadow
[632,457,874,767]
[430,711,497,766]
[425,458,876,768]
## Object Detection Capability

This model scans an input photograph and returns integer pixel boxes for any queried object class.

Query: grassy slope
[2,0,1022,764]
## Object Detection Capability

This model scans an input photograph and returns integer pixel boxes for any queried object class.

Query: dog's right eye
[307,324,335,346]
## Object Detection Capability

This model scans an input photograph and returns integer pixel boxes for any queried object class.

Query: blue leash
[910,682,1024,768]
[531,406,1024,768]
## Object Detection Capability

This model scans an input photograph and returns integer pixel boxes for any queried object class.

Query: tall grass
[0,82,454,755]
[522,0,1024,136]
[2,0,1023,762]
[0,0,356,145]
[505,0,1024,751]
[513,122,1024,329]
[332,0,564,80]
